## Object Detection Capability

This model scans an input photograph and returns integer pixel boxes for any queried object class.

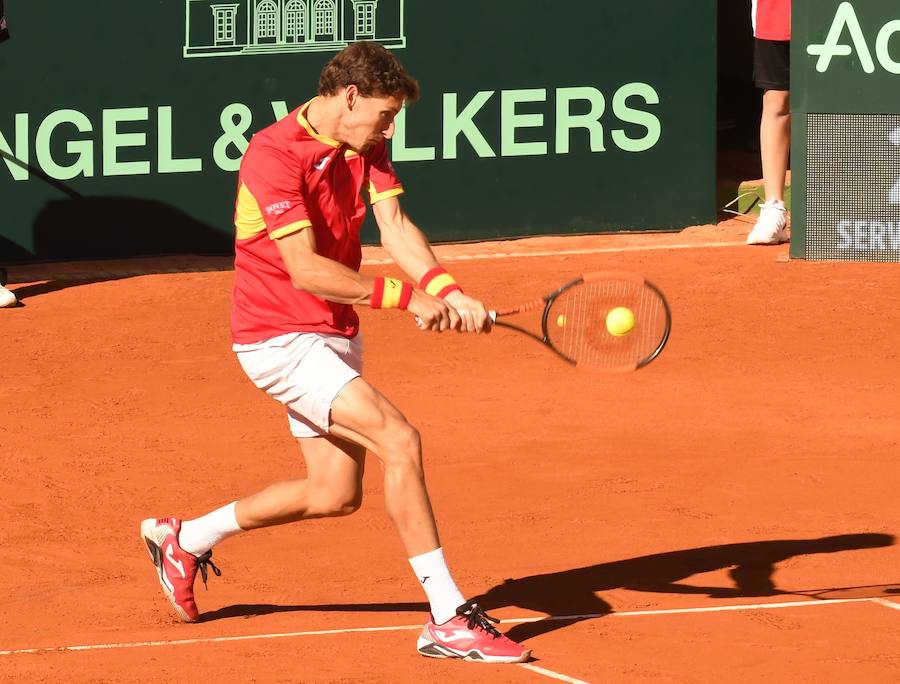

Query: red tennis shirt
[231,98,404,344]
[752,0,791,41]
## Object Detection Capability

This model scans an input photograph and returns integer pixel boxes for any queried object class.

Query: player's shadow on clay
[473,533,894,642]
[200,533,895,642]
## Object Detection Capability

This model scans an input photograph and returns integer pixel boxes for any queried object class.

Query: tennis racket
[489,271,671,371]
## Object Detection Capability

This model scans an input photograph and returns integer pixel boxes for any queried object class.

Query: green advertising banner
[0,1,717,262]
[793,0,900,114]
[792,0,900,261]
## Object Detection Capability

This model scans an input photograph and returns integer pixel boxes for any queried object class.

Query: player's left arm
[372,196,490,333]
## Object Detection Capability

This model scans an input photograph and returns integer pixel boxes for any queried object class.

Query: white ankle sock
[178,502,243,556]
[408,547,466,624]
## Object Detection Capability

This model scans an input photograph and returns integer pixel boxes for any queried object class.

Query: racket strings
[549,280,668,369]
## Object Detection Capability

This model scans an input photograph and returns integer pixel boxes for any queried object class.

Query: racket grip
[414,311,496,326]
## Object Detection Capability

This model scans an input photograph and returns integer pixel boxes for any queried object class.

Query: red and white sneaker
[417,601,532,663]
[139,517,220,622]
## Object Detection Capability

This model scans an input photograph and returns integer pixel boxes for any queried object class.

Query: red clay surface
[2,220,899,682]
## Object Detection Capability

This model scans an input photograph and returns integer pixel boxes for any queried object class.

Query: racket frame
[489,271,672,370]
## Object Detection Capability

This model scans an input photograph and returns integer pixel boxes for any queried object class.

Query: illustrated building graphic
[184,0,405,58]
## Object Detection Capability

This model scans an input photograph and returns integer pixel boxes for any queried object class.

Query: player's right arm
[273,227,458,331]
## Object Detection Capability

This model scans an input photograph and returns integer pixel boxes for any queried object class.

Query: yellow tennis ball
[606,307,635,336]
[556,314,567,327]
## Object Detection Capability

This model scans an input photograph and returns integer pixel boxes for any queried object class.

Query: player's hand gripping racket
[489,271,671,371]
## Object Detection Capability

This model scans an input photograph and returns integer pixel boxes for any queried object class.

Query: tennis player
[140,41,530,664]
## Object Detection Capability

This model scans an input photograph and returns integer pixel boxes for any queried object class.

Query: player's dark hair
[318,41,419,103]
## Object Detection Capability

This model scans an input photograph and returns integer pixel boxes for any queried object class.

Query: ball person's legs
[760,89,791,204]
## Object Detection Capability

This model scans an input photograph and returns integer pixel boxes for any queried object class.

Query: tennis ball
[556,314,567,327]
[606,307,635,336]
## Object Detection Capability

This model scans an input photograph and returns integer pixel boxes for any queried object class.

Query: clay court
[1,221,899,682]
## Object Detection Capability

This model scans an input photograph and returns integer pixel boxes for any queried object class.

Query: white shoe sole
[746,230,788,246]
[416,635,531,663]
[0,287,17,308]
[140,518,194,623]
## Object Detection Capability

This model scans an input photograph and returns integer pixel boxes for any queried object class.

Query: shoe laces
[759,200,786,213]
[194,550,221,589]
[456,601,503,638]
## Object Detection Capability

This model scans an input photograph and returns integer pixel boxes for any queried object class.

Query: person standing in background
[747,0,791,245]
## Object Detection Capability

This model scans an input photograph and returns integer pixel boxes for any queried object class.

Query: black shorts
[753,39,790,91]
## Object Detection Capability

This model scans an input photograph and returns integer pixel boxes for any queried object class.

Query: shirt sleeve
[237,141,312,240]
[365,140,404,204]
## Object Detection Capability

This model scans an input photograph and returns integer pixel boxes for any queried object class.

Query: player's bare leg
[327,377,439,556]
[328,377,530,663]
[140,434,366,622]
[234,435,366,527]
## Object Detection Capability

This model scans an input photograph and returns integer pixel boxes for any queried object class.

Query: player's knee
[382,423,423,470]
[309,488,363,517]
[332,495,362,517]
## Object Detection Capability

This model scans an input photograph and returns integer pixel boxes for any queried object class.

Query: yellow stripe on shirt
[235,182,267,240]
[368,183,404,204]
[296,97,342,148]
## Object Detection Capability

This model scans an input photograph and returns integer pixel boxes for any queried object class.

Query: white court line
[360,241,748,265]
[8,239,747,282]
[519,662,590,684]
[871,597,900,611]
[0,597,877,657]
[503,597,873,622]
[0,622,426,656]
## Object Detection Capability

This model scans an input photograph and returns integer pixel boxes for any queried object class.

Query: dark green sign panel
[793,0,900,113]
[792,0,900,260]
[1,1,717,262]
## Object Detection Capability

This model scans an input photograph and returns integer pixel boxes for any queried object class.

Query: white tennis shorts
[233,331,363,438]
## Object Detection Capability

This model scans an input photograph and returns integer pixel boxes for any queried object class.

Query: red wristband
[371,277,413,310]
[419,267,462,299]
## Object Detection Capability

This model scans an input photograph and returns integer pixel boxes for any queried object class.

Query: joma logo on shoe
[434,629,472,643]
[165,544,186,579]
